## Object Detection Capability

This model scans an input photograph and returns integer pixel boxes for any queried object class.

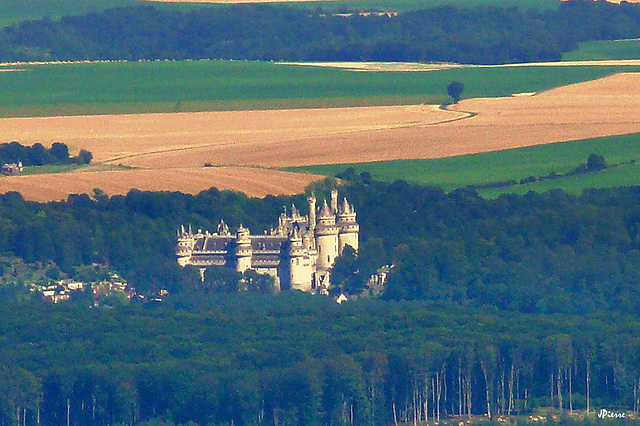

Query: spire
[289,225,303,256]
[217,219,230,236]
[308,193,317,233]
[319,199,332,218]
[341,197,351,214]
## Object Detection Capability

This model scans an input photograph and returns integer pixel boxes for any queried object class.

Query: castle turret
[176,225,196,267]
[289,227,312,291]
[330,189,338,213]
[338,198,359,254]
[235,225,252,273]
[308,193,317,234]
[315,200,340,271]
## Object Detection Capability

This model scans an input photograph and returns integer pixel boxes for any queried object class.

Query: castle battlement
[176,190,359,293]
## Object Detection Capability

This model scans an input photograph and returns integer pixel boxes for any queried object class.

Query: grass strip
[288,132,640,196]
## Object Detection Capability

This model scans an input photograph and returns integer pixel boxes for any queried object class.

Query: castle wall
[236,254,252,273]
[339,230,359,254]
[290,255,313,291]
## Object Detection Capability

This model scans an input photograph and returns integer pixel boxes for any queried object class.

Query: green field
[563,39,640,61]
[0,60,638,117]
[20,164,85,175]
[0,0,138,27]
[290,133,640,197]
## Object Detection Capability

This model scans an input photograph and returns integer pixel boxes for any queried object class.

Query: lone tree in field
[586,153,606,172]
[447,81,465,104]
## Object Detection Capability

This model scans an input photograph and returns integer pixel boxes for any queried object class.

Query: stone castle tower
[176,190,359,293]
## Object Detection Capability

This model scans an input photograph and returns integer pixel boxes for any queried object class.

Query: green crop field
[0,0,138,27]
[290,132,640,197]
[0,60,638,117]
[563,39,640,61]
[480,162,640,198]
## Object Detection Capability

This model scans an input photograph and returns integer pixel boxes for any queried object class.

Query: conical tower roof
[341,197,351,215]
[291,225,302,241]
[319,199,332,218]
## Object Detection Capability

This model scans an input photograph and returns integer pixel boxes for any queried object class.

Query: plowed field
[0,72,639,201]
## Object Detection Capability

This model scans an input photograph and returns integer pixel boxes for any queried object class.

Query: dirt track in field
[0,72,639,201]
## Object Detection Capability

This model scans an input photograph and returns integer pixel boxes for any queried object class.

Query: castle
[176,190,359,293]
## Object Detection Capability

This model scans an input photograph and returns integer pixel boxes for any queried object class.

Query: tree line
[0,294,639,425]
[0,141,92,166]
[1,0,640,64]
[2,179,640,315]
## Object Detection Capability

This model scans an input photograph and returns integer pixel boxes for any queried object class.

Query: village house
[1,162,23,175]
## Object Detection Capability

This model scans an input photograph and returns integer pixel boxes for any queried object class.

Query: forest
[3,179,640,315]
[1,0,640,64]
[1,290,640,425]
[2,177,640,424]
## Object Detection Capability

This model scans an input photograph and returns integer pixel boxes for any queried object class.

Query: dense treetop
[2,179,640,316]
[1,179,640,423]
[1,0,640,64]
[1,291,640,425]
[0,141,92,166]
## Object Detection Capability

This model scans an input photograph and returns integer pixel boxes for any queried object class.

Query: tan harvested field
[144,0,341,3]
[105,72,640,168]
[0,72,639,201]
[281,60,640,72]
[0,105,459,164]
[280,62,460,72]
[0,167,324,202]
